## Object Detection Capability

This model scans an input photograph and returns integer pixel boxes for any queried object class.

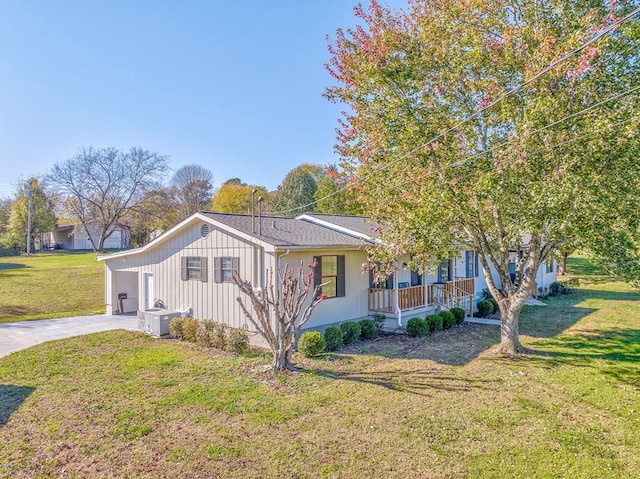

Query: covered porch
[367,278,475,317]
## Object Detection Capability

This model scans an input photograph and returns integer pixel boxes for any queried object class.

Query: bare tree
[49,147,168,252]
[170,164,214,219]
[234,261,328,371]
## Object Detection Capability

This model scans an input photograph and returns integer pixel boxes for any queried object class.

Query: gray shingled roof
[297,213,380,239]
[201,212,374,248]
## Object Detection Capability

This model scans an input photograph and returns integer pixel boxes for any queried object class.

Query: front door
[143,273,154,310]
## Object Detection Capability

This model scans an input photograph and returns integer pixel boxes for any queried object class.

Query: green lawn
[0,251,106,323]
[0,257,639,478]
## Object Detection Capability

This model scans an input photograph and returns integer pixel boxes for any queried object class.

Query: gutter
[395,276,402,328]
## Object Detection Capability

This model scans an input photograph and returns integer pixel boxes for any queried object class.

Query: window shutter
[232,257,239,280]
[313,256,321,287]
[201,257,208,282]
[312,256,322,298]
[336,255,346,297]
[214,257,222,283]
[181,257,188,281]
[475,252,479,277]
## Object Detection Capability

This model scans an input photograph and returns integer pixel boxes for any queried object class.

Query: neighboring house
[39,223,130,250]
[97,212,557,337]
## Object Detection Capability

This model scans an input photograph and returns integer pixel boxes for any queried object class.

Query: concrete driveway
[0,314,140,359]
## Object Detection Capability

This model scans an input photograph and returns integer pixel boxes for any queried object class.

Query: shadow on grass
[519,301,596,339]
[0,263,27,271]
[310,365,496,397]
[0,385,34,427]
[564,256,606,276]
[574,289,640,301]
[526,329,640,387]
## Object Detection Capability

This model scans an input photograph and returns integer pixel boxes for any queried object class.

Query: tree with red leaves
[234,261,328,371]
[326,0,640,355]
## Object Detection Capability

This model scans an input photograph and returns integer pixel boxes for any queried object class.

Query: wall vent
[201,224,210,238]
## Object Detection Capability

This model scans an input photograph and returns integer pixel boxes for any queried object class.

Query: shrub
[476,300,493,318]
[298,331,326,357]
[372,313,386,332]
[226,328,249,354]
[340,322,362,345]
[406,317,429,337]
[324,327,343,351]
[169,317,185,339]
[486,298,499,314]
[196,319,227,349]
[182,317,199,343]
[548,281,569,296]
[440,311,455,329]
[426,314,443,332]
[359,319,377,340]
[449,307,466,325]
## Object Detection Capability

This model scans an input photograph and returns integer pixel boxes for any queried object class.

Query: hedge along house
[97,212,557,339]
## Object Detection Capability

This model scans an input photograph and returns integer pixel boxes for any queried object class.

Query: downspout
[395,272,402,328]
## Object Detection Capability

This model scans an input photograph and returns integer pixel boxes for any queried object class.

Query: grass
[0,250,106,323]
[0,256,639,478]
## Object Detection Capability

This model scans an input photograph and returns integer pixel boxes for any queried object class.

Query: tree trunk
[558,252,568,276]
[271,332,296,371]
[496,297,528,355]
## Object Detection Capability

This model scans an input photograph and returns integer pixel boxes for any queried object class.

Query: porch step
[380,317,405,334]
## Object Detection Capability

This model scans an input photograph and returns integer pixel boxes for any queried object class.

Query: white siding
[277,249,370,329]
[104,222,258,329]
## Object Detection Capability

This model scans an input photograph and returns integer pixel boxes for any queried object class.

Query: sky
[0,0,408,197]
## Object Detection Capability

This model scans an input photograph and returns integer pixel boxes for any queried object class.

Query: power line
[271,5,640,216]
[448,85,640,166]
[395,113,640,192]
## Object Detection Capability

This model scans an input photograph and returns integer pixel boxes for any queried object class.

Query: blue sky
[0,1,406,197]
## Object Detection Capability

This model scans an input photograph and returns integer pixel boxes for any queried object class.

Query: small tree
[2,178,57,252]
[170,164,214,220]
[234,261,328,371]
[210,179,269,214]
[49,146,168,252]
[270,164,322,214]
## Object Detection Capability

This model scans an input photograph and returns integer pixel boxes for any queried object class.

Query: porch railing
[368,278,475,316]
[368,288,395,313]
[429,279,475,316]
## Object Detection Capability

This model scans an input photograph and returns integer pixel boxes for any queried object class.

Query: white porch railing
[368,279,475,316]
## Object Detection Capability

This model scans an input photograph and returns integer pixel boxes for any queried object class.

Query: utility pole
[25,187,32,255]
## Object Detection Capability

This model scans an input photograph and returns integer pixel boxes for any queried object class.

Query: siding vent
[201,224,210,238]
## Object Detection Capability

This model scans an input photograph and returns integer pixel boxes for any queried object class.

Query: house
[39,223,130,250]
[96,212,557,338]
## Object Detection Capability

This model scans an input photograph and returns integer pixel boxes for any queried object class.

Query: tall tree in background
[327,0,640,354]
[270,164,323,214]
[49,147,168,252]
[1,178,57,252]
[0,198,12,242]
[126,188,181,247]
[314,164,364,215]
[210,179,268,214]
[170,164,214,220]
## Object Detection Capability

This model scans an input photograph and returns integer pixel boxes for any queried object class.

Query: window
[314,255,345,298]
[214,257,239,283]
[545,259,554,274]
[410,269,423,286]
[369,269,393,289]
[465,251,479,278]
[437,259,453,283]
[181,257,208,282]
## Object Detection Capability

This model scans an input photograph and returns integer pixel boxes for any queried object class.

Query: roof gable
[98,212,375,261]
